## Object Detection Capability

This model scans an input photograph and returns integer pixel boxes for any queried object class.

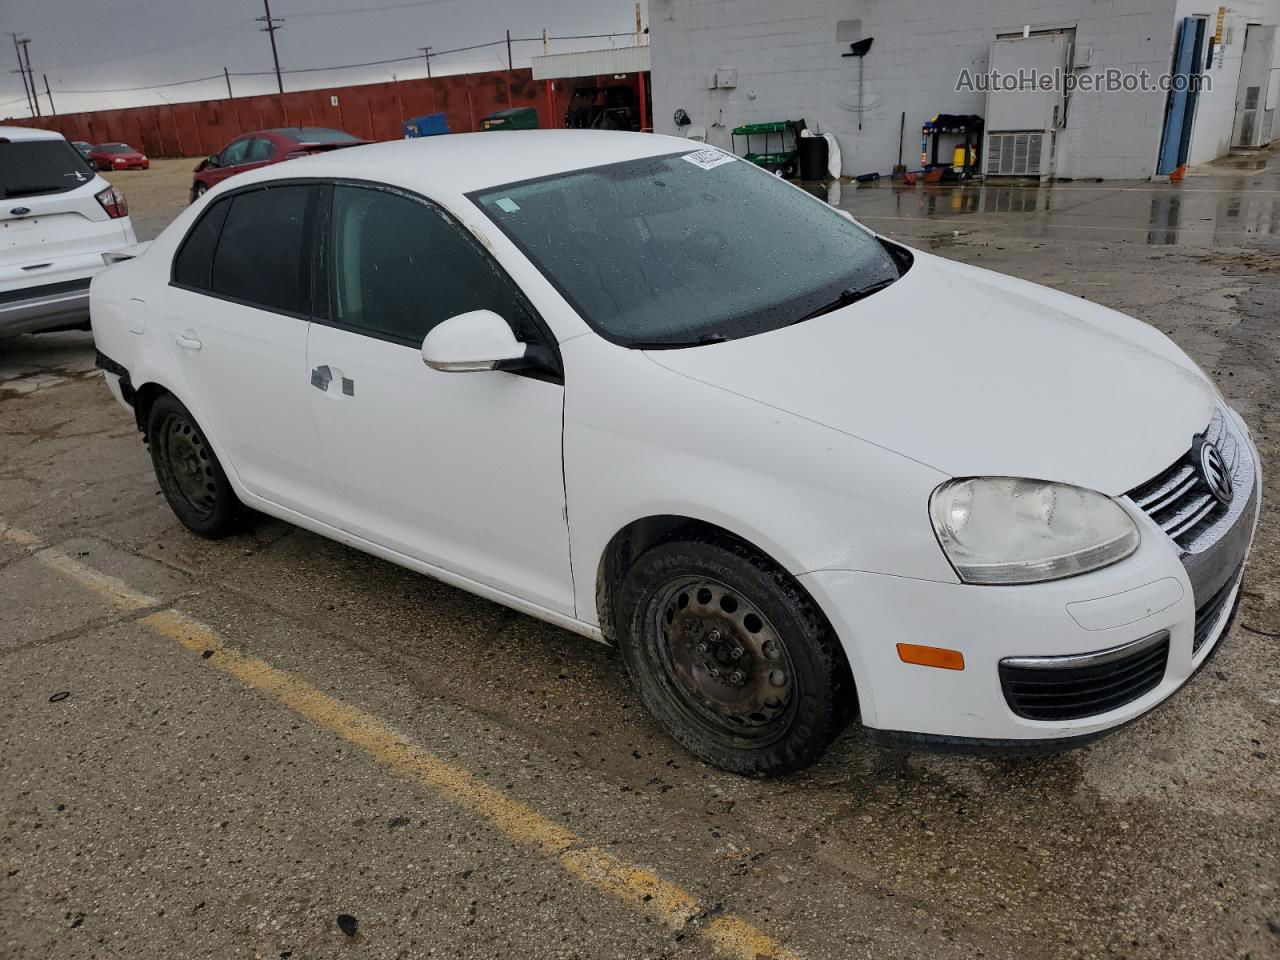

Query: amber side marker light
[896,643,965,670]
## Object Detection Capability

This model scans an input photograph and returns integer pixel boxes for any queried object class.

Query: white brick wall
[648,0,1273,179]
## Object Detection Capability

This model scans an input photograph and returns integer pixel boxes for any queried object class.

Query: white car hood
[646,250,1216,495]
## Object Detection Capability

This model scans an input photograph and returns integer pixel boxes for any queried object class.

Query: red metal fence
[8,68,582,158]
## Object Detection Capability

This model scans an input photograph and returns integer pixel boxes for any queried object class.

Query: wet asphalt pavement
[2,154,1279,959]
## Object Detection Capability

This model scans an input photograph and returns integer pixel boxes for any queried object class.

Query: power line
[56,73,226,94]
[32,31,643,97]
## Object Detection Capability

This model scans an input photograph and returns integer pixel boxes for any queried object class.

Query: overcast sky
[2,0,647,120]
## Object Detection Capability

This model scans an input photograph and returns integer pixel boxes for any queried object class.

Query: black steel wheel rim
[158,413,217,519]
[649,576,797,748]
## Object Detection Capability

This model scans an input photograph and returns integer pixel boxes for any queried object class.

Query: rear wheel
[617,538,852,776]
[147,394,243,538]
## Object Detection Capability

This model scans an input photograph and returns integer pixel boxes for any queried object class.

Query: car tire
[192,182,208,201]
[147,394,244,538]
[616,537,853,776]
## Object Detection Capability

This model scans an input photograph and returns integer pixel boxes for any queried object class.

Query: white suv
[1,126,136,339]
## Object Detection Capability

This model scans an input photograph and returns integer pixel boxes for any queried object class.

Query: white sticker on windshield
[494,197,520,213]
[681,148,736,171]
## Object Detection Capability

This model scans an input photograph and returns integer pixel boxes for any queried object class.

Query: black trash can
[798,135,829,180]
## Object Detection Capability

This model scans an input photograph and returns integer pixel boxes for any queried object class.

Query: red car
[88,142,149,171]
[191,127,371,202]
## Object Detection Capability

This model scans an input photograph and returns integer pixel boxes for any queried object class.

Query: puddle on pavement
[799,156,1280,247]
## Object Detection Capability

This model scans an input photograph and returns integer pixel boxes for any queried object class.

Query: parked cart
[731,121,803,178]
[920,114,984,181]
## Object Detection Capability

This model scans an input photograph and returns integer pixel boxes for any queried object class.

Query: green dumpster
[480,107,540,131]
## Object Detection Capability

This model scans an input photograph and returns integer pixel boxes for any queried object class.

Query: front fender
[562,336,957,627]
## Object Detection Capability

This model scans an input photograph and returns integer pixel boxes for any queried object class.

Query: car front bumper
[801,407,1261,746]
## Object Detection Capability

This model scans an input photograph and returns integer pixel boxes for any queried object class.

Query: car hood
[644,249,1216,495]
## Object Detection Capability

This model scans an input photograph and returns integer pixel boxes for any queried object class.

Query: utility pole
[256,0,285,94]
[419,46,432,78]
[505,29,512,70]
[8,34,33,117]
[19,38,39,117]
[223,66,233,98]
[42,73,54,115]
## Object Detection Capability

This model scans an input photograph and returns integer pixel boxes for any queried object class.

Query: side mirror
[422,310,532,373]
[206,154,220,168]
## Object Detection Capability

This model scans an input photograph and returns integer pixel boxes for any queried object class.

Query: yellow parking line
[1,523,801,960]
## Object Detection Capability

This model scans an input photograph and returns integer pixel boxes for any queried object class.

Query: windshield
[97,143,134,154]
[470,150,901,346]
[0,140,94,197]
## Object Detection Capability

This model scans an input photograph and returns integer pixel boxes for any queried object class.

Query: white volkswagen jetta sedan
[91,131,1260,775]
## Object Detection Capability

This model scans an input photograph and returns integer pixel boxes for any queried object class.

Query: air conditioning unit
[986,131,1047,177]
[983,33,1068,178]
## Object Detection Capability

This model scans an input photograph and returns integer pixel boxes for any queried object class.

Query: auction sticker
[681,148,736,170]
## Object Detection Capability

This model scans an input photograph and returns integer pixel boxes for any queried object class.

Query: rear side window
[245,138,273,163]
[0,140,94,198]
[219,138,250,166]
[209,185,317,315]
[172,198,230,290]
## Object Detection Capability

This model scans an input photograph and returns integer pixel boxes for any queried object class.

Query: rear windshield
[96,143,134,154]
[0,139,94,198]
[277,128,359,143]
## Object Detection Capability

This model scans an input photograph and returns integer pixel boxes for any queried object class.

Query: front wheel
[616,538,853,776]
[147,394,244,538]
[191,181,208,203]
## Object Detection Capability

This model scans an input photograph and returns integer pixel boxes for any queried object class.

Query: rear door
[164,183,327,514]
[0,138,132,292]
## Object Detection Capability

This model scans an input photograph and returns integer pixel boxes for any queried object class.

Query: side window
[172,197,231,290]
[245,137,274,163]
[219,138,250,167]
[328,184,531,344]
[210,185,317,315]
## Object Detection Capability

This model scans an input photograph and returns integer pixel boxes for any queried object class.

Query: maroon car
[190,127,371,201]
[88,142,149,171]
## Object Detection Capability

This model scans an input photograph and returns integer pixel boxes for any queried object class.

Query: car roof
[0,125,66,142]
[231,130,698,197]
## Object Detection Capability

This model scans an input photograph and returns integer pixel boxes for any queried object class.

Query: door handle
[175,331,202,351]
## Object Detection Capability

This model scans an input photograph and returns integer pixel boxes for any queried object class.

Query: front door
[305,183,574,614]
[165,183,326,514]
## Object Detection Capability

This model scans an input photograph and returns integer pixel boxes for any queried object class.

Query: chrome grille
[1126,409,1240,548]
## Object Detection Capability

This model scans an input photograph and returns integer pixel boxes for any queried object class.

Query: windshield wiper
[4,184,64,198]
[630,332,728,350]
[790,277,899,325]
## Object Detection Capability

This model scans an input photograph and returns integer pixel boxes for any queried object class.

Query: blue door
[1157,18,1204,175]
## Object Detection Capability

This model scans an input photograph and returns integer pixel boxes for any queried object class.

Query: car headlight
[929,478,1139,585]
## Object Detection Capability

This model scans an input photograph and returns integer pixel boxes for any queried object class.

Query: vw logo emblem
[1195,439,1233,505]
